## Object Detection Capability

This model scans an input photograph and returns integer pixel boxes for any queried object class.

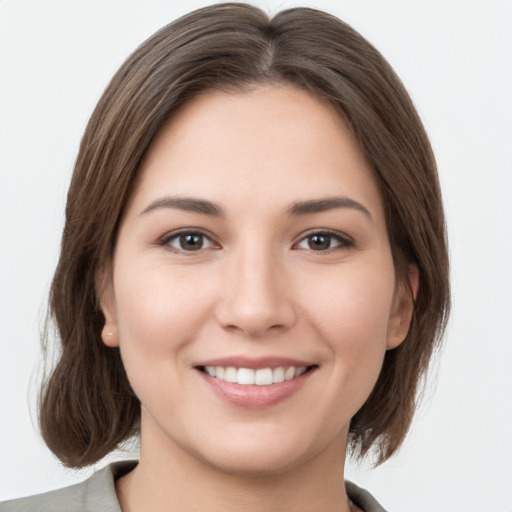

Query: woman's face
[101,84,414,476]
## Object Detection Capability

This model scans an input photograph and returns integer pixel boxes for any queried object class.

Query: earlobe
[101,325,119,347]
[95,268,119,347]
[386,264,419,350]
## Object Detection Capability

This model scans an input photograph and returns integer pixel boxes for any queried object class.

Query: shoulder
[0,461,137,512]
[0,479,89,512]
[346,480,388,512]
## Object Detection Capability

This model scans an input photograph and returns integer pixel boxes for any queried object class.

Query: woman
[2,3,449,511]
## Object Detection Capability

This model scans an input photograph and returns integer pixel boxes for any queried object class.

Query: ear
[96,267,119,347]
[386,264,419,350]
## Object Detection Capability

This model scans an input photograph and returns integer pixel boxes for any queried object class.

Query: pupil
[308,234,330,250]
[180,234,203,250]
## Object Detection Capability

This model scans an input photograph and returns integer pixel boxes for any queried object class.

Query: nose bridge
[216,239,295,337]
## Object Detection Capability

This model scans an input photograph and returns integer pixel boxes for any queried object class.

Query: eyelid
[157,227,354,253]
[292,229,355,251]
[158,228,220,252]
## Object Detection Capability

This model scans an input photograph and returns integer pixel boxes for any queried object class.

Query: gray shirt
[0,461,387,512]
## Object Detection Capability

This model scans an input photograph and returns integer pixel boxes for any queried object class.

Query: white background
[1,1,511,510]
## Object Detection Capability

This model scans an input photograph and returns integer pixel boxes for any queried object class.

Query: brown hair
[40,2,449,468]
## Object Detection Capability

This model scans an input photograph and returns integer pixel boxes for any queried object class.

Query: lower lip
[198,369,315,409]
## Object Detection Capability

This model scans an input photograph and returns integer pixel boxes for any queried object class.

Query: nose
[215,246,297,338]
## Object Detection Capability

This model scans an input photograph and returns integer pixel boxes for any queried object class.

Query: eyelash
[293,229,355,252]
[158,229,355,254]
[159,229,218,253]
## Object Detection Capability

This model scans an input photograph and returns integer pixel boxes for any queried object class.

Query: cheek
[300,262,395,384]
[115,260,211,332]
[305,262,394,334]
[111,262,214,384]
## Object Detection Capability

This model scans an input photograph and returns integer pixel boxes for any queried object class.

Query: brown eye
[295,231,353,252]
[164,231,216,252]
[307,234,332,250]
[179,233,204,251]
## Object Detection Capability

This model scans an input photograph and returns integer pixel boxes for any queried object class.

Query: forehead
[130,84,385,225]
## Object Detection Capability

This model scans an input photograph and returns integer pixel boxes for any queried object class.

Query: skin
[100,84,417,512]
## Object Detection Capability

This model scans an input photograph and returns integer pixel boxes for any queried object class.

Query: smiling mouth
[198,365,317,386]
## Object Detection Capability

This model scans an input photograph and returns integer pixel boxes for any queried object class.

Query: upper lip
[194,356,316,370]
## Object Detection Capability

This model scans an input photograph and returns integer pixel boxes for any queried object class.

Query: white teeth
[272,367,285,383]
[203,365,308,385]
[224,367,237,383]
[237,368,255,385]
[296,367,307,377]
[284,367,295,381]
[255,368,273,386]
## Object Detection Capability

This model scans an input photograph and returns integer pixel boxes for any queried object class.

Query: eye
[295,231,353,251]
[162,231,217,252]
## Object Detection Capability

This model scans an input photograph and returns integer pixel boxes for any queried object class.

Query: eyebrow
[287,197,372,219]
[140,195,371,220]
[140,196,224,217]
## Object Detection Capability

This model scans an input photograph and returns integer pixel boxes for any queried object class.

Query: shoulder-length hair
[40,2,449,468]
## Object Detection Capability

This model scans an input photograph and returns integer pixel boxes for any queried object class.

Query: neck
[116,421,353,512]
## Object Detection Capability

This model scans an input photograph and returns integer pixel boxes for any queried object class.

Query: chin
[198,446,310,478]
[185,425,341,479]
